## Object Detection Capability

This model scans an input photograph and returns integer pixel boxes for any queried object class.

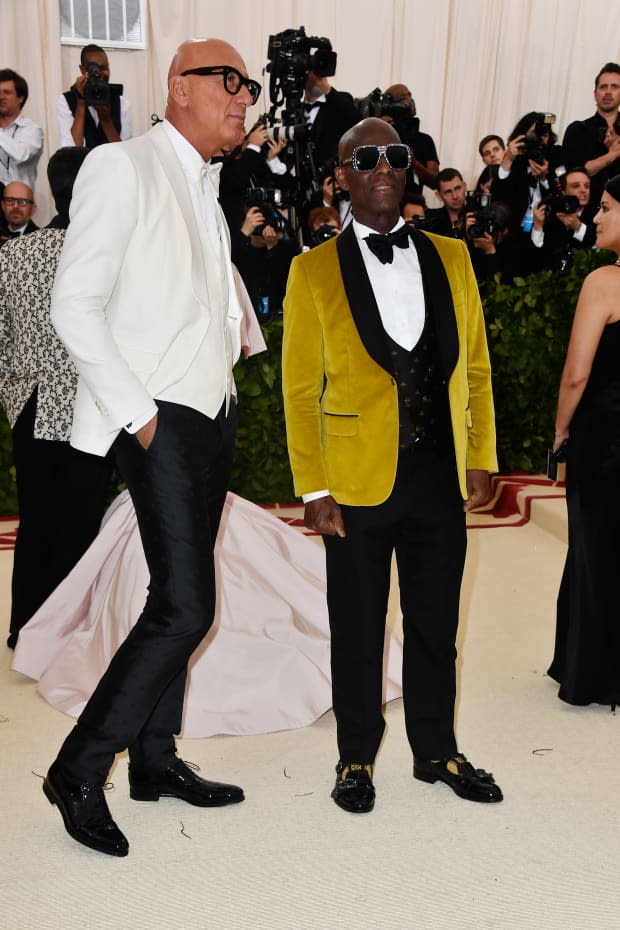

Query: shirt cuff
[497,165,510,179]
[573,222,586,242]
[531,228,544,247]
[267,157,287,175]
[125,404,158,434]
[302,489,330,503]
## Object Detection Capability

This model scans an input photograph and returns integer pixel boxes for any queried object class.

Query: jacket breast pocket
[323,412,359,437]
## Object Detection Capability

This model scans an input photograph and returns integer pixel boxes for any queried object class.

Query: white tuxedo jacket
[51,123,243,455]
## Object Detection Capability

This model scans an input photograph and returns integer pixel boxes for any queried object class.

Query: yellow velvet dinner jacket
[282,224,497,507]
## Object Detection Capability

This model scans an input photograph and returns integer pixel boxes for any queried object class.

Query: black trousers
[9,390,111,646]
[323,443,466,764]
[56,400,236,783]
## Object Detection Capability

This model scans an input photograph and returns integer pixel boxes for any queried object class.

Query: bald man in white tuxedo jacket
[43,39,262,857]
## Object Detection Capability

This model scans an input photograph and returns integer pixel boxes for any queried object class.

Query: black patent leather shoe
[413,754,503,803]
[43,762,129,856]
[331,761,375,813]
[129,759,244,807]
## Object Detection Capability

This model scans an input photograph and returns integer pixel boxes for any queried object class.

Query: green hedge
[481,249,613,473]
[0,253,613,515]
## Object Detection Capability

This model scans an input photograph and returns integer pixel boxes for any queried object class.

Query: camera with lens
[540,190,580,215]
[81,61,122,107]
[311,223,339,245]
[246,187,289,236]
[266,26,337,106]
[522,112,556,164]
[356,88,416,138]
[405,213,430,231]
[256,113,309,145]
[464,191,495,240]
[539,166,580,216]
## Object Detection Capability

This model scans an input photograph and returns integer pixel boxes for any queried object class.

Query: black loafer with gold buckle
[413,754,503,803]
[331,761,375,813]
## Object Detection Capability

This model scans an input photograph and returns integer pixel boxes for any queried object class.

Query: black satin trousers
[56,400,236,783]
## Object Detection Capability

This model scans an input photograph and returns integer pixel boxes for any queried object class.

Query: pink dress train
[12,491,403,737]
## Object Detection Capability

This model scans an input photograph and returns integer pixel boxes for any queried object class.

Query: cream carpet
[1,492,619,930]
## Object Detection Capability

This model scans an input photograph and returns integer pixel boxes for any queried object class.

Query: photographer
[307,205,341,246]
[381,84,439,193]
[401,193,427,226]
[219,122,294,257]
[491,111,564,275]
[234,203,299,317]
[465,200,519,285]
[562,63,620,209]
[529,167,596,273]
[302,70,358,169]
[474,134,505,192]
[426,168,466,237]
[57,44,132,148]
[305,163,352,233]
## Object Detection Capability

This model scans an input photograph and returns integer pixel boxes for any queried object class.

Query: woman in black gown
[548,174,620,708]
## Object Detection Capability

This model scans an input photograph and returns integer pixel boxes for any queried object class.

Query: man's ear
[334,166,349,192]
[169,75,189,106]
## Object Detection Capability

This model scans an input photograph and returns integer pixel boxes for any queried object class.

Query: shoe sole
[129,785,245,806]
[43,779,129,856]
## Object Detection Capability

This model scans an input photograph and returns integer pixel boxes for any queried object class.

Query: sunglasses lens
[355,146,381,171]
[386,145,410,170]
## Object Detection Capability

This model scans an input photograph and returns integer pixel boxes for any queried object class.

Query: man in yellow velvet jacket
[282,118,503,814]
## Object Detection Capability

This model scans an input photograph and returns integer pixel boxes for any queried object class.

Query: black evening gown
[548,319,620,706]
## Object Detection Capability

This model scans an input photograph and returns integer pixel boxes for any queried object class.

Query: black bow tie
[304,100,323,113]
[364,226,411,264]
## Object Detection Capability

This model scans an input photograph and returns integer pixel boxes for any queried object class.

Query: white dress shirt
[0,114,44,188]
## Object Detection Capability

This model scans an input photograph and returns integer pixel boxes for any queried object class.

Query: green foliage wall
[229,317,294,502]
[481,250,612,473]
[0,253,613,515]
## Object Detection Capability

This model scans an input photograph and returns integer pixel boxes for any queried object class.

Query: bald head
[338,117,400,162]
[165,38,254,160]
[167,38,238,82]
[2,180,36,230]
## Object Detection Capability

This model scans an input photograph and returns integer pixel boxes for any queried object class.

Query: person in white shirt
[43,37,261,858]
[0,69,43,190]
[56,44,132,148]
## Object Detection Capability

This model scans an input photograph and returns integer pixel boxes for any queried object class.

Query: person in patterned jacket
[0,146,112,648]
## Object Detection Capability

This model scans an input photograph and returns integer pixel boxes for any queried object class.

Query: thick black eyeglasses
[180,66,261,105]
[2,197,34,207]
[339,144,411,172]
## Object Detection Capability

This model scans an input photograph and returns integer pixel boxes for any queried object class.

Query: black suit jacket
[425,207,461,239]
[0,218,39,246]
[308,89,358,169]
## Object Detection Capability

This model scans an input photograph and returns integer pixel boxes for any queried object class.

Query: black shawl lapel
[409,227,459,379]
[336,224,393,374]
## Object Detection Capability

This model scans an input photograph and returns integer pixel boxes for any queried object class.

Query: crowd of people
[4,51,620,294]
[0,36,618,858]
